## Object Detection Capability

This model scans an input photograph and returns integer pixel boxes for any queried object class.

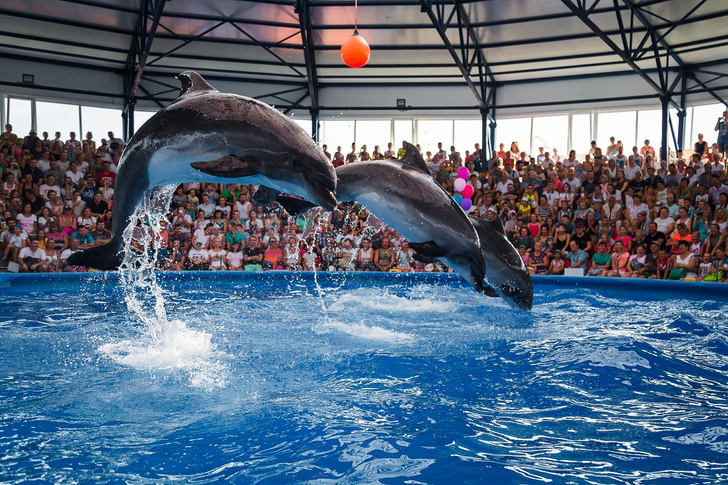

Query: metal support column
[660,97,670,163]
[420,0,497,136]
[480,108,489,160]
[310,109,320,143]
[297,0,319,138]
[677,73,688,151]
[123,0,167,139]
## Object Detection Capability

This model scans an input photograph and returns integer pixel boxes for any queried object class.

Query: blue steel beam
[296,0,320,140]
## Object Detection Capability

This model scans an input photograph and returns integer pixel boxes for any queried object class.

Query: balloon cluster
[453,166,474,211]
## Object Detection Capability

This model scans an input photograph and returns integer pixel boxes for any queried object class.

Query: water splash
[98,185,227,389]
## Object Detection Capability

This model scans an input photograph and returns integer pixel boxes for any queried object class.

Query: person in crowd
[669,240,698,280]
[18,237,47,272]
[565,239,588,273]
[588,241,612,276]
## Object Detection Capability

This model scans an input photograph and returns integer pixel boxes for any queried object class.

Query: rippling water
[1,273,727,484]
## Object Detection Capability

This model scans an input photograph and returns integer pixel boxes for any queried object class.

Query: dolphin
[470,216,534,310]
[274,142,488,294]
[68,71,337,270]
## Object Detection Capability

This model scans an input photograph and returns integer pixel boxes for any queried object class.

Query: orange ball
[341,33,371,68]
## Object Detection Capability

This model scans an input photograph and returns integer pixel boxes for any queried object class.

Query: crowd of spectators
[2,111,728,283]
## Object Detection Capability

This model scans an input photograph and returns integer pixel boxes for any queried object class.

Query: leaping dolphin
[68,71,337,270]
[273,142,488,295]
[470,216,534,310]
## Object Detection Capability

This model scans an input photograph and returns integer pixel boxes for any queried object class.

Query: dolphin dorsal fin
[397,142,430,174]
[177,71,217,98]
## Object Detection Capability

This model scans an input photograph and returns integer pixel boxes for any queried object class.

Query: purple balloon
[457,167,470,180]
[461,197,472,211]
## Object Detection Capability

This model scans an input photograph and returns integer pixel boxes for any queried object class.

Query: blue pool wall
[1,271,726,303]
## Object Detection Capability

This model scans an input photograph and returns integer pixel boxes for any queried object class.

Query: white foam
[98,186,228,389]
[319,319,415,344]
[99,319,227,389]
[329,289,457,314]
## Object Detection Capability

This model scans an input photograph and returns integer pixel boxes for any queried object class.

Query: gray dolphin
[275,142,488,294]
[68,71,336,270]
[470,216,534,310]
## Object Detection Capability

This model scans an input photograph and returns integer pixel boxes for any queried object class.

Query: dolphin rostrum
[470,216,534,310]
[68,71,337,270]
[275,142,488,295]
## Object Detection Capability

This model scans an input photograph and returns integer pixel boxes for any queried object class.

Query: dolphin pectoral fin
[66,237,123,270]
[252,186,281,206]
[275,195,318,216]
[412,253,438,264]
[482,286,499,297]
[191,155,257,178]
[409,241,447,258]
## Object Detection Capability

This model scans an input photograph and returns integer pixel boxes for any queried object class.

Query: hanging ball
[462,184,474,199]
[457,167,470,180]
[453,178,467,192]
[461,197,472,211]
[341,32,371,68]
[453,194,463,204]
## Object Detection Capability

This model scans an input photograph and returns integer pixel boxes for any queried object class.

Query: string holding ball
[341,31,371,68]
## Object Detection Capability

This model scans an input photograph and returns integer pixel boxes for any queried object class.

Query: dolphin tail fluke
[66,237,123,270]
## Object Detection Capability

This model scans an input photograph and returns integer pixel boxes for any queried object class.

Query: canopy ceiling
[1,0,727,117]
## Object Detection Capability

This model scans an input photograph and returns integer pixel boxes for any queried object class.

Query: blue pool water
[1,272,727,484]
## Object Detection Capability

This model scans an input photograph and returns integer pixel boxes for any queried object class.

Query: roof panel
[0,0,726,112]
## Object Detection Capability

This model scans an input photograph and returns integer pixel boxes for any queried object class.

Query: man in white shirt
[38,174,62,201]
[18,237,47,272]
[623,156,641,181]
[187,241,210,270]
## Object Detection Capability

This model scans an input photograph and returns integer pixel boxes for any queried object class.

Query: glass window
[596,110,636,150]
[636,109,662,156]
[532,115,568,158]
[393,119,412,147]
[291,118,311,137]
[454,120,482,159]
[36,101,80,140]
[81,106,122,141]
[355,120,390,156]
[133,111,156,134]
[321,120,355,153]
[6,98,33,137]
[418,119,453,155]
[495,117,531,156]
[691,102,723,148]
[571,113,592,157]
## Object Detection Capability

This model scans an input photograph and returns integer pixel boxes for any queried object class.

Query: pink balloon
[457,167,470,180]
[461,197,472,211]
[462,184,474,199]
[453,178,466,192]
